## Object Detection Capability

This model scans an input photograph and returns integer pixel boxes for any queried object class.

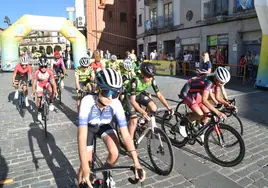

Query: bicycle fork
[213,124,225,147]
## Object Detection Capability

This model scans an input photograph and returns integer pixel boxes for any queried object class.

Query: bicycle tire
[147,127,174,176]
[43,103,49,138]
[222,113,243,136]
[58,88,62,104]
[204,123,245,167]
[161,112,188,148]
[175,101,190,122]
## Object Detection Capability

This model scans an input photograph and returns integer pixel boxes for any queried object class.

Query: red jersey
[14,64,32,77]
[90,61,102,72]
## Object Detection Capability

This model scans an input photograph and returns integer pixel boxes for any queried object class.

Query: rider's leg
[129,115,138,140]
[47,84,54,111]
[22,83,29,106]
[102,129,119,166]
[147,101,157,114]
[36,86,43,121]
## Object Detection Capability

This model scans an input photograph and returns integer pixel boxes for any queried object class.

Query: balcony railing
[144,0,157,6]
[203,0,228,20]
[144,14,174,34]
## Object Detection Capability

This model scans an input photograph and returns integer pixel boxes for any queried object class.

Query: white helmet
[79,57,90,67]
[20,56,29,65]
[96,68,123,90]
[214,67,231,84]
[111,55,117,61]
[123,58,133,72]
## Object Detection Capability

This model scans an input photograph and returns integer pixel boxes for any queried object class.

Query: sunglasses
[40,66,47,68]
[100,88,120,99]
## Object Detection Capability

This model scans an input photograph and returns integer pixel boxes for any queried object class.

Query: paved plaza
[0,70,268,188]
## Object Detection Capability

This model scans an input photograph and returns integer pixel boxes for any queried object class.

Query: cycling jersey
[14,64,32,77]
[90,61,103,73]
[106,60,120,71]
[34,69,54,93]
[78,95,127,127]
[52,58,65,68]
[75,67,94,82]
[126,74,159,96]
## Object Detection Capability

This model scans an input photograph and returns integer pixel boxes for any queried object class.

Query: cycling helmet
[20,56,29,65]
[79,57,91,67]
[38,57,49,67]
[214,67,231,84]
[111,55,117,61]
[96,68,122,90]
[123,58,133,72]
[54,51,61,59]
[137,56,144,62]
[140,62,156,77]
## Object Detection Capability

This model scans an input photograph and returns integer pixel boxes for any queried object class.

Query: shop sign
[208,35,217,46]
[217,35,229,45]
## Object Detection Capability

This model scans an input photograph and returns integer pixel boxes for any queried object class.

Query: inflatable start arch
[255,0,268,88]
[0,14,87,71]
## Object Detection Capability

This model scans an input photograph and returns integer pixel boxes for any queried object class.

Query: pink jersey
[34,69,54,85]
[52,58,65,68]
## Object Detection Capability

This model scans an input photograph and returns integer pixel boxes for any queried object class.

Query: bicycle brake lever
[128,166,139,184]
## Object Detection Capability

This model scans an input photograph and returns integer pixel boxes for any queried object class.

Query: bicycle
[15,80,31,117]
[116,111,174,176]
[34,88,50,137]
[54,72,65,104]
[175,96,243,136]
[79,126,144,188]
[161,109,245,167]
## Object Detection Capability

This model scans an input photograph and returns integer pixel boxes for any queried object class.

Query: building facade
[19,31,70,55]
[137,0,261,71]
[86,0,137,58]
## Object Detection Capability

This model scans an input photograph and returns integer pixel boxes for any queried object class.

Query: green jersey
[75,66,94,82]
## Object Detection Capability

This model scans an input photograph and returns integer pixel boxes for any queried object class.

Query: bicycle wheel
[222,113,243,136]
[147,127,174,175]
[175,101,191,122]
[58,87,62,104]
[161,112,188,147]
[204,124,245,167]
[43,103,49,138]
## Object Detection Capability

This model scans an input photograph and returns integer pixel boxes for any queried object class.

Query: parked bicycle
[175,96,243,136]
[116,112,174,176]
[79,127,144,188]
[162,108,245,167]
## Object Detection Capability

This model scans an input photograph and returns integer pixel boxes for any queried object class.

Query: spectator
[244,51,254,81]
[87,48,93,59]
[129,49,137,61]
[104,50,111,59]
[64,46,73,69]
[197,52,212,75]
[141,51,146,60]
[150,49,158,60]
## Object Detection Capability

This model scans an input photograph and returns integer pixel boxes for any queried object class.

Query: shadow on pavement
[54,101,78,125]
[64,85,76,95]
[0,148,8,188]
[28,122,77,187]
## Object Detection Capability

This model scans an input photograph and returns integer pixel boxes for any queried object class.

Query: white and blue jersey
[78,95,127,127]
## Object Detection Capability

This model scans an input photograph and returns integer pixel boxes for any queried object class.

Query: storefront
[207,34,229,65]
[181,37,200,62]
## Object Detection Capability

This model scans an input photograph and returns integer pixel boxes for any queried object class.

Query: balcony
[203,0,228,21]
[144,0,157,6]
[232,0,256,18]
[144,19,157,35]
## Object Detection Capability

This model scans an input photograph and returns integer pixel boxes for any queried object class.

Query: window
[149,8,157,28]
[108,11,112,19]
[120,12,127,22]
[138,14,142,26]
[164,3,173,26]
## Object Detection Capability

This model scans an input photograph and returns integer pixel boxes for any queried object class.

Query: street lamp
[4,16,11,26]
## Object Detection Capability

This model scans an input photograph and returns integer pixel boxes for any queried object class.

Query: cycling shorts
[87,124,117,151]
[15,74,28,85]
[183,93,210,113]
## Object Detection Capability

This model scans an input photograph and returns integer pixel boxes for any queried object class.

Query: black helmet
[38,57,48,66]
[140,62,156,77]
[137,56,144,62]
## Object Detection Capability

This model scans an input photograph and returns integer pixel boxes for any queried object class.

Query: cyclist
[179,67,234,138]
[120,58,136,86]
[77,68,146,187]
[90,50,103,73]
[106,55,120,71]
[50,51,67,88]
[32,58,58,121]
[125,62,174,140]
[12,56,32,107]
[75,57,95,112]
[134,56,144,73]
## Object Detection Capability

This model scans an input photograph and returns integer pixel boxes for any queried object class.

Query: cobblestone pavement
[0,70,268,188]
